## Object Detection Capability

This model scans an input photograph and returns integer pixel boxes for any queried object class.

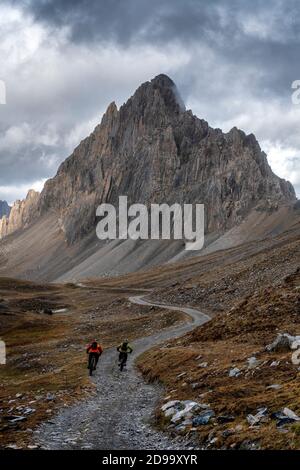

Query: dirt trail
[34,294,210,450]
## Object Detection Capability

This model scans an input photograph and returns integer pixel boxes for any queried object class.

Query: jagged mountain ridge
[37,74,295,243]
[0,74,295,244]
[0,74,297,281]
[0,190,39,239]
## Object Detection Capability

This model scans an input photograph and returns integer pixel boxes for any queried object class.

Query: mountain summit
[35,73,295,243]
[0,75,297,280]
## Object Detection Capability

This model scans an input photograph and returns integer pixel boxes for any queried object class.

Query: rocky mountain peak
[103,101,118,121]
[0,190,39,240]
[151,73,175,87]
[123,74,186,125]
[0,75,297,245]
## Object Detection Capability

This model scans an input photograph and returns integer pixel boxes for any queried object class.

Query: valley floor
[33,296,208,450]
[0,280,185,449]
[0,220,300,450]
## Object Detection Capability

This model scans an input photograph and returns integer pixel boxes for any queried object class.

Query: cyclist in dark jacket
[117,339,133,367]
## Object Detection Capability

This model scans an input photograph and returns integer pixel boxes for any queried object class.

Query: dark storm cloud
[10,0,300,97]
[11,0,222,44]
[1,0,300,200]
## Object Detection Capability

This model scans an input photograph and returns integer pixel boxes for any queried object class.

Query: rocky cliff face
[0,190,39,239]
[0,200,10,219]
[0,74,296,243]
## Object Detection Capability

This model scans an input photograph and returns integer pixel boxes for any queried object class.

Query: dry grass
[137,269,300,449]
[0,279,184,449]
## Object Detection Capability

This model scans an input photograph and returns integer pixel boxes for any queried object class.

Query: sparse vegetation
[0,280,184,449]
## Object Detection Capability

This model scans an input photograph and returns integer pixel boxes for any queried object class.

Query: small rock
[192,409,215,426]
[171,401,200,423]
[46,393,55,401]
[23,407,36,415]
[266,384,282,390]
[191,382,200,390]
[247,357,260,369]
[271,408,300,427]
[270,360,280,367]
[282,407,300,421]
[222,428,235,437]
[239,440,260,450]
[235,424,243,432]
[229,367,241,377]
[198,362,208,368]
[266,333,300,352]
[161,400,180,412]
[176,372,187,379]
[5,415,27,424]
[6,444,21,450]
[247,407,268,426]
[164,407,177,418]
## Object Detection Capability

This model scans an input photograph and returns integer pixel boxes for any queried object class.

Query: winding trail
[34,294,210,450]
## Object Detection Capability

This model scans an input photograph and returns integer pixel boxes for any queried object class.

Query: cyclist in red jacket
[86,339,103,370]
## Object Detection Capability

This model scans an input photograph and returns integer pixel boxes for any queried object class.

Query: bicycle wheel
[89,356,96,376]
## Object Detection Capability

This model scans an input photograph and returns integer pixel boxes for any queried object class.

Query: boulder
[271,407,300,427]
[171,401,200,423]
[266,333,300,352]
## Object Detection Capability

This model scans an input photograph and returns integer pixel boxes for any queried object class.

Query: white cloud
[261,141,300,193]
[0,178,46,205]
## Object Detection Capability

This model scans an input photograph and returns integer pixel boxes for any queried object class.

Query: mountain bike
[119,352,127,371]
[88,354,97,376]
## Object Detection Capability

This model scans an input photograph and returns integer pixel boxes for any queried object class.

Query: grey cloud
[14,0,300,101]
[0,0,300,200]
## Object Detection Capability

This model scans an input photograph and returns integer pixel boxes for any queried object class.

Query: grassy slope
[138,269,300,449]
[0,278,184,448]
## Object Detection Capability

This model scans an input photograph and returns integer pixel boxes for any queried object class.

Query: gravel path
[34,295,210,450]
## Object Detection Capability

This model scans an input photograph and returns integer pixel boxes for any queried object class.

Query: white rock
[229,367,241,377]
[171,401,200,423]
[266,333,300,352]
[247,357,260,369]
[270,360,280,367]
[291,339,300,350]
[266,384,282,390]
[164,407,177,417]
[283,407,300,421]
[176,372,187,378]
[161,400,180,412]
[198,362,208,368]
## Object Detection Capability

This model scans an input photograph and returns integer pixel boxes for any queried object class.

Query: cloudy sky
[0,0,300,204]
